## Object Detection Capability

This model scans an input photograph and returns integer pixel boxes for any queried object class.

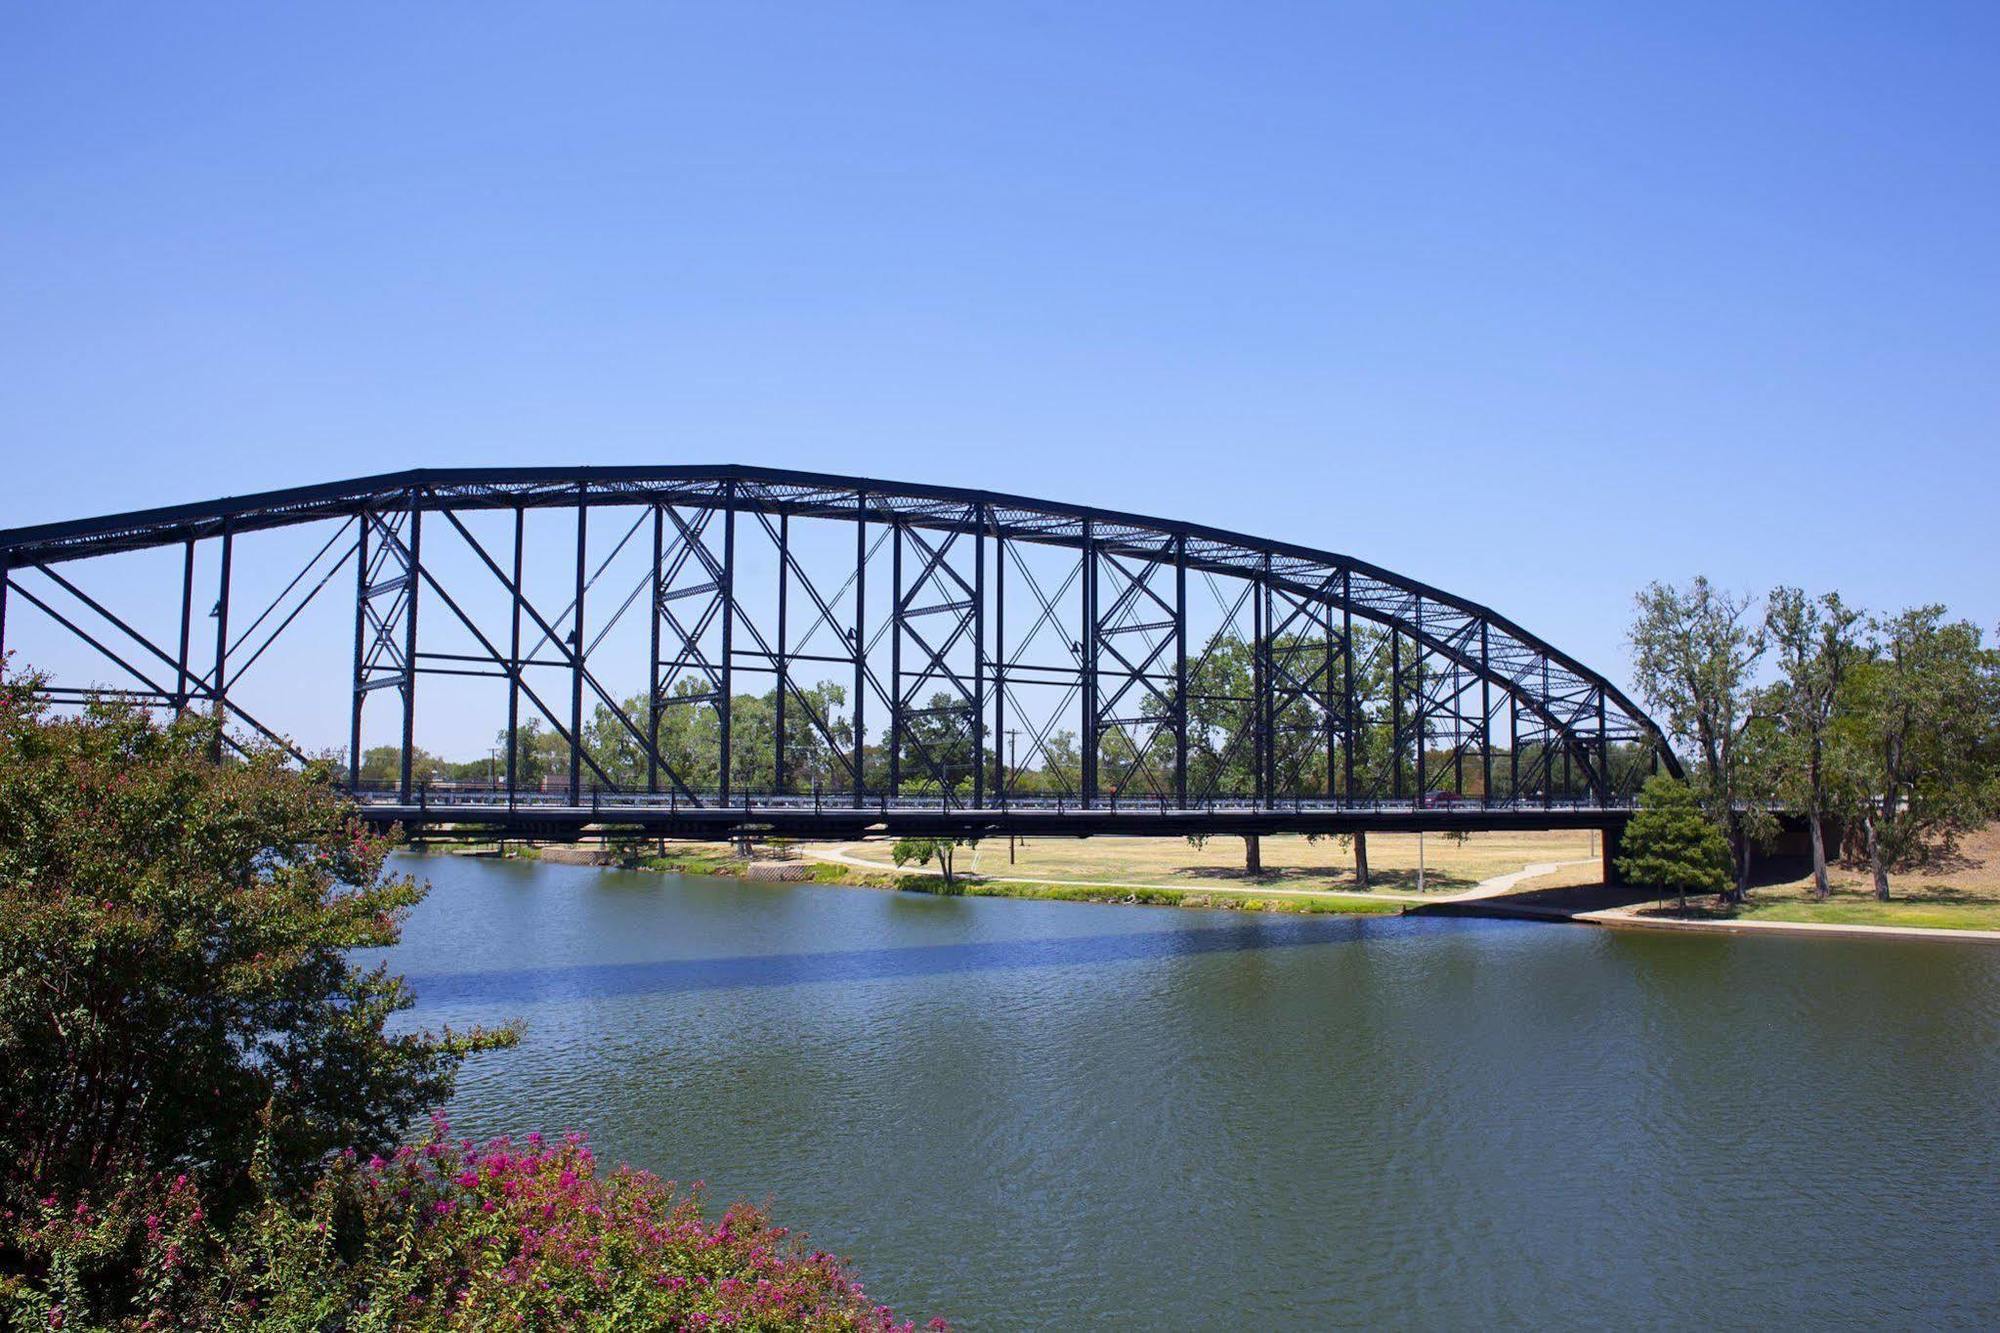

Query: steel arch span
[0,465,1679,840]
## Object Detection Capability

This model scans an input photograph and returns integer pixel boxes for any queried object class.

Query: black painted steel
[0,464,1681,838]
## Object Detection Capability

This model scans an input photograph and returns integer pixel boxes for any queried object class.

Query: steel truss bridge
[0,466,1678,842]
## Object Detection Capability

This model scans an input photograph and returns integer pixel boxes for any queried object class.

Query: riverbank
[1582,906,2000,944]
[463,839,1411,917]
[433,831,1617,920]
[427,829,2000,941]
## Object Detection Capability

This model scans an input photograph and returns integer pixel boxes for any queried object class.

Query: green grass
[637,845,742,875]
[1735,898,2000,931]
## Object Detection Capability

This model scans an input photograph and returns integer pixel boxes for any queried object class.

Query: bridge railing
[340,781,1638,816]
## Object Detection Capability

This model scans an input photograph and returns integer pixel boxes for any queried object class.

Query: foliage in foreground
[0,676,940,1329]
[5,1121,944,1332]
[0,678,510,1215]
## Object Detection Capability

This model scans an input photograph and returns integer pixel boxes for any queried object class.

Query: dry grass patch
[877,829,1604,895]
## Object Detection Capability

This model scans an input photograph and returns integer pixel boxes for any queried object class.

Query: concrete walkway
[1577,904,2000,945]
[1435,858,1597,903]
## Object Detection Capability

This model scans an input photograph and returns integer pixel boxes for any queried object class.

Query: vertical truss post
[1080,518,1097,807]
[1509,693,1520,802]
[994,519,1007,801]
[400,501,422,803]
[1254,557,1270,806]
[175,538,195,712]
[568,488,586,804]
[349,513,368,789]
[1596,691,1610,803]
[972,504,986,809]
[1342,570,1355,800]
[510,506,525,806]
[774,509,788,795]
[1413,596,1426,800]
[1323,598,1337,797]
[719,482,736,803]
[1456,688,1472,792]
[852,491,866,807]
[1389,628,1403,800]
[1542,657,1553,809]
[211,524,233,758]
[646,505,661,795]
[0,554,9,665]
[887,519,902,797]
[1480,621,1492,806]
[1174,535,1188,809]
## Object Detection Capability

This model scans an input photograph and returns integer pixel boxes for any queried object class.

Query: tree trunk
[1864,813,1890,902]
[1808,806,1829,901]
[1243,834,1262,875]
[1353,832,1370,890]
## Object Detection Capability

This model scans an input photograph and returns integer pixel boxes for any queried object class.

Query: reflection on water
[373,855,2000,1329]
[403,915,1374,1005]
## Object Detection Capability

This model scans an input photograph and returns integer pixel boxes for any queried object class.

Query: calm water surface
[377,854,2000,1328]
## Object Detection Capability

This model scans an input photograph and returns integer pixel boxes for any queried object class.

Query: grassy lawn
[1641,821,2000,932]
[599,840,1402,916]
[949,830,1601,895]
[958,881,1404,915]
[1734,897,2000,931]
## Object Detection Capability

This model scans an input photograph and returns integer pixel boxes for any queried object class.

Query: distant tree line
[358,622,1624,806]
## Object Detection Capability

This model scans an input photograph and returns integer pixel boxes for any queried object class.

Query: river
[378,854,2000,1328]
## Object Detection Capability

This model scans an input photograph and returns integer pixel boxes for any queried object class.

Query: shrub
[0,680,511,1214]
[6,1121,946,1331]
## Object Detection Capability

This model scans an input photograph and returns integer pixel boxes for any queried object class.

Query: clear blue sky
[4,1,1996,708]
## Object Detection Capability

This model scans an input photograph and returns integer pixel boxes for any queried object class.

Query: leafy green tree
[0,673,511,1211]
[496,716,571,790]
[582,680,854,797]
[889,835,972,889]
[898,691,976,795]
[1844,607,2000,900]
[1020,728,1081,798]
[357,744,451,786]
[1628,577,1769,901]
[1616,775,1733,913]
[1762,587,1867,899]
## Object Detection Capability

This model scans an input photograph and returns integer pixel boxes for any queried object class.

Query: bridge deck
[355,793,1634,842]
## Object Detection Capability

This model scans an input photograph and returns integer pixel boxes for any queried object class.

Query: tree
[1845,607,2000,900]
[1183,831,1266,876]
[497,716,571,791]
[1763,587,1867,900]
[1615,775,1733,913]
[0,674,512,1210]
[1628,577,1768,900]
[899,691,977,795]
[890,836,973,888]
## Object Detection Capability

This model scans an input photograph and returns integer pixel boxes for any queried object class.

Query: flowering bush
[5,1120,946,1331]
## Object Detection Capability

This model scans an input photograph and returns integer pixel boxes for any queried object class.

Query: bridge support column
[1601,820,1627,886]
